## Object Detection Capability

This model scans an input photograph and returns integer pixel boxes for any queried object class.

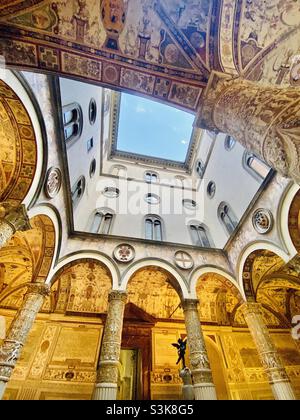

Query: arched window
[71,176,86,208]
[62,103,83,145]
[189,223,213,247]
[218,202,238,235]
[243,151,270,181]
[90,210,114,234]
[145,216,163,241]
[145,171,159,184]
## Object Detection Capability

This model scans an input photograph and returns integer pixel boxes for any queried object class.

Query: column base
[194,384,217,400]
[93,383,118,400]
[0,381,7,400]
[182,384,195,400]
[271,381,296,400]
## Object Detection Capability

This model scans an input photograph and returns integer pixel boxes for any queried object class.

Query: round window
[145,194,160,205]
[182,199,197,210]
[89,98,97,125]
[103,187,120,198]
[207,181,216,198]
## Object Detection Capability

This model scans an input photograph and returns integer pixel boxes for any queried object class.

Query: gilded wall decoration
[288,189,300,252]
[0,215,55,309]
[127,267,183,320]
[196,273,242,326]
[51,260,112,315]
[0,80,37,207]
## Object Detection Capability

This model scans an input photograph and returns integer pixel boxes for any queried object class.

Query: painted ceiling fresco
[242,249,300,326]
[0,215,55,309]
[0,1,299,112]
[0,79,37,207]
[288,189,300,252]
[195,273,242,326]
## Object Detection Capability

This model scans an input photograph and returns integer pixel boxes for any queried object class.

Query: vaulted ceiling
[0,0,299,112]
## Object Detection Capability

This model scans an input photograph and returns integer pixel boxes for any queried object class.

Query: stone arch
[0,71,45,208]
[237,241,290,294]
[122,260,190,321]
[237,247,300,328]
[0,213,56,309]
[192,269,244,326]
[121,258,189,300]
[189,265,243,299]
[51,251,120,289]
[46,258,114,315]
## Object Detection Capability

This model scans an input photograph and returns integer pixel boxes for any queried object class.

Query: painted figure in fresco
[172,338,187,368]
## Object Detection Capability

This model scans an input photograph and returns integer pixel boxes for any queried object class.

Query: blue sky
[117,93,194,162]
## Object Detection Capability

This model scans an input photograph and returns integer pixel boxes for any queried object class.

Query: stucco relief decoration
[174,251,194,270]
[44,167,62,199]
[113,243,135,263]
[252,209,273,234]
[100,0,129,51]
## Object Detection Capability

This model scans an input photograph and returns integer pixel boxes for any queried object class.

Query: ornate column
[241,302,296,400]
[196,72,300,184]
[0,283,50,399]
[93,290,127,400]
[182,299,217,400]
[0,203,31,248]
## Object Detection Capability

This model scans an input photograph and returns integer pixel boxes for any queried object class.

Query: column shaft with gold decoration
[196,73,300,184]
[0,204,31,248]
[93,290,127,400]
[0,283,50,399]
[182,299,217,400]
[241,302,296,400]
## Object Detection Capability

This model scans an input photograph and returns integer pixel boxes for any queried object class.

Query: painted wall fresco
[49,260,112,315]
[0,215,55,309]
[1,313,299,400]
[0,80,37,207]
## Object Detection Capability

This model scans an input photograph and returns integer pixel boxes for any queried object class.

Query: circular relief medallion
[252,209,273,234]
[174,251,194,270]
[45,167,62,199]
[113,244,135,263]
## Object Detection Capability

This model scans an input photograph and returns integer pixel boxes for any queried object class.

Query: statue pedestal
[179,367,194,400]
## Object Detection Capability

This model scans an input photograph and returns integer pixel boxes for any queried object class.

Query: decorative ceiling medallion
[174,251,194,270]
[113,244,135,263]
[252,209,273,234]
[45,167,62,199]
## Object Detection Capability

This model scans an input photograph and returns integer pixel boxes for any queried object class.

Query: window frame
[62,102,83,147]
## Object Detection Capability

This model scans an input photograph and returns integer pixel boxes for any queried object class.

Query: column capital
[0,203,31,233]
[181,299,199,311]
[108,290,127,304]
[26,283,50,297]
[241,302,263,317]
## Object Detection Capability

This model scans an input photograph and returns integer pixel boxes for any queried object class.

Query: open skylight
[117,93,195,163]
